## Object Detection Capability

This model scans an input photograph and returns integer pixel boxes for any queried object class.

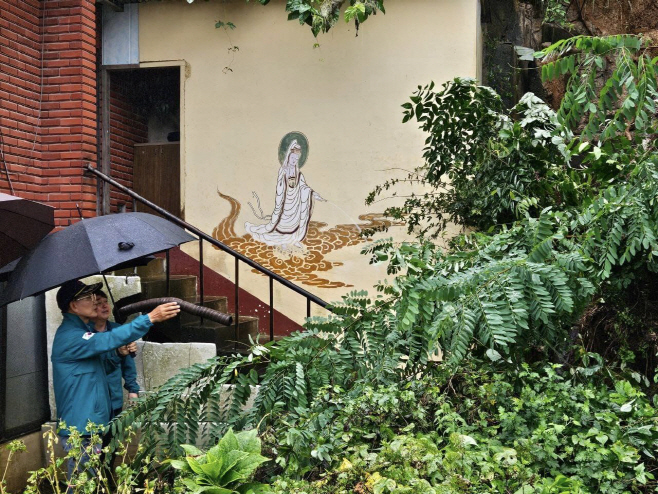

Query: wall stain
[212,191,401,288]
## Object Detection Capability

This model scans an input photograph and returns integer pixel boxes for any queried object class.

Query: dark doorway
[101,66,181,217]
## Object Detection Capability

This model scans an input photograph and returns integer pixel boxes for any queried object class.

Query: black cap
[56,280,103,313]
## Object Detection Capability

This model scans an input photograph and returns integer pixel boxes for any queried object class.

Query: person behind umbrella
[91,289,140,417]
[51,279,180,482]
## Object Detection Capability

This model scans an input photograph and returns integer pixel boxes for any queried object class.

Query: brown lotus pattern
[211,191,401,288]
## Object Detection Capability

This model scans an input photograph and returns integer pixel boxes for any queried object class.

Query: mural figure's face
[288,151,300,168]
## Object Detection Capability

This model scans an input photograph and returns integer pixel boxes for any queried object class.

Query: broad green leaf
[167,459,190,471]
[218,450,250,480]
[187,457,206,475]
[199,459,224,480]
[181,444,204,456]
[236,429,262,455]
[222,454,270,484]
[214,429,241,458]
[195,487,234,494]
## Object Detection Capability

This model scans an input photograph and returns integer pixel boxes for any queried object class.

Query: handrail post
[234,257,239,350]
[307,298,311,319]
[269,277,274,342]
[199,239,204,324]
[165,250,170,297]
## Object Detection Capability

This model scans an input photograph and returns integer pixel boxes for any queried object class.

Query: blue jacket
[51,312,152,436]
[98,321,140,410]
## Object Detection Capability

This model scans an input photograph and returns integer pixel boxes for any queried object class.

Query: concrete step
[182,315,258,344]
[179,295,229,325]
[146,315,259,353]
[112,256,166,280]
[135,256,167,279]
[226,314,259,343]
[140,274,197,300]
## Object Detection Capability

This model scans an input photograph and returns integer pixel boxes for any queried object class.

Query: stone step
[226,314,259,343]
[112,256,166,280]
[179,295,229,325]
[140,274,197,300]
[182,315,258,344]
[146,315,259,351]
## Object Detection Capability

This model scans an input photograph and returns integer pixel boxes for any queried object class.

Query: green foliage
[366,78,578,237]
[168,429,270,494]
[110,354,260,463]
[537,35,658,143]
[23,424,165,494]
[280,0,384,36]
[114,154,658,469]
[1,440,26,494]
[268,358,658,493]
[369,35,658,239]
[543,0,571,27]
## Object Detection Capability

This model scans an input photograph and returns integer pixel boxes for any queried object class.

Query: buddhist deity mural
[245,132,324,248]
[212,131,402,288]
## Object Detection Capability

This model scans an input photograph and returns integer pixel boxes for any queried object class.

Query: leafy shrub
[268,358,658,493]
[168,428,270,494]
[366,78,577,237]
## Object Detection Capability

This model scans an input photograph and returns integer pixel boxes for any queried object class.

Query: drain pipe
[117,297,233,327]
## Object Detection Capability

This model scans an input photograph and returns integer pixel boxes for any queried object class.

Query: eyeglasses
[74,294,97,304]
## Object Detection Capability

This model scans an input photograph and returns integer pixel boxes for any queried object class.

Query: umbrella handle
[117,297,234,327]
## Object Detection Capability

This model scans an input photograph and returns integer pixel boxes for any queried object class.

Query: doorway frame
[99,60,187,218]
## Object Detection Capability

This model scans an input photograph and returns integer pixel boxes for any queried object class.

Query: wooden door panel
[133,142,181,217]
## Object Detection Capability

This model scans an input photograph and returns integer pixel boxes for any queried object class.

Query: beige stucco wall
[139,0,479,323]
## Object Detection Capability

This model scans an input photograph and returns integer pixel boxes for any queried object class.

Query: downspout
[95,5,103,216]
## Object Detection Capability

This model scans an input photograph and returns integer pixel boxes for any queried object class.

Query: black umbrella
[0,192,55,267]
[0,254,157,283]
[0,258,18,283]
[0,212,195,306]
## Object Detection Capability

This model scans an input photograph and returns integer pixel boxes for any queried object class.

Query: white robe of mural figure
[245,140,324,248]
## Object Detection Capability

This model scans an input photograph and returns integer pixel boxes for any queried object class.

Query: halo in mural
[278,131,309,168]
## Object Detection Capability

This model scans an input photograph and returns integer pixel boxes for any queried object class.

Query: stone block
[189,342,217,364]
[139,341,216,391]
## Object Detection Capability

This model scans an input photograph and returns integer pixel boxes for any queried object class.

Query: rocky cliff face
[568,0,658,39]
[481,0,658,108]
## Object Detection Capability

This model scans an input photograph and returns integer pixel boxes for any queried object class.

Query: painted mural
[212,132,402,288]
[245,132,323,248]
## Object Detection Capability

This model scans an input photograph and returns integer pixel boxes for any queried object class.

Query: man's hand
[148,302,180,323]
[128,392,139,405]
[117,342,138,357]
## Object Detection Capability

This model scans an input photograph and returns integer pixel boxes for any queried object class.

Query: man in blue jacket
[51,279,180,481]
[91,289,140,417]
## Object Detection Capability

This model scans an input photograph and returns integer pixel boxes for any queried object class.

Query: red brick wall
[108,71,148,213]
[0,0,98,227]
[0,0,43,201]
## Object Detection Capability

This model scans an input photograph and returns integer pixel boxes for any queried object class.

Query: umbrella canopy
[0,258,18,283]
[0,212,195,306]
[0,192,55,267]
[0,254,157,283]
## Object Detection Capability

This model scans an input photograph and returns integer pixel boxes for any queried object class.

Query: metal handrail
[84,164,328,341]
